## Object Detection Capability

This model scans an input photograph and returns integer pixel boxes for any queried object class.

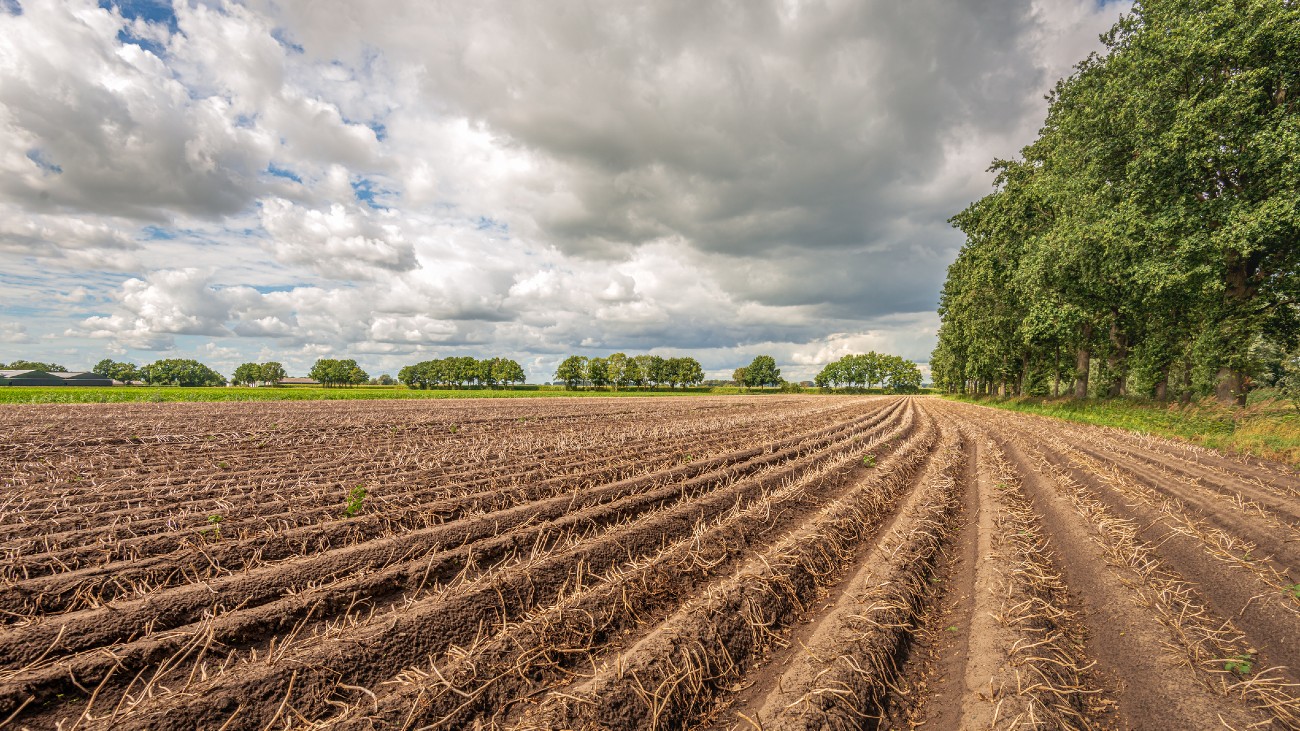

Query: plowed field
[1,396,1297,730]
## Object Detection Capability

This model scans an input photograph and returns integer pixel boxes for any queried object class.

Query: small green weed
[207,514,223,538]
[448,424,459,434]
[344,485,367,517]
[1225,654,1254,675]
[216,461,230,469]
[1285,583,1300,600]
[862,454,876,467]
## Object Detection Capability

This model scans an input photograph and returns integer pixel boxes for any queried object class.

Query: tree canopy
[932,0,1300,404]
[139,359,227,387]
[1,360,67,372]
[92,359,140,382]
[309,358,368,387]
[397,356,526,389]
[740,355,782,388]
[232,361,286,386]
[813,352,922,392]
[553,353,705,388]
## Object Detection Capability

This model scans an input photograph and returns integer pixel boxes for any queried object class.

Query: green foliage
[553,353,704,389]
[742,355,781,388]
[862,454,876,467]
[555,355,588,389]
[400,356,525,389]
[1,360,67,372]
[207,514,223,539]
[815,352,923,392]
[92,359,139,382]
[1225,654,1254,676]
[309,358,368,387]
[140,359,226,387]
[933,0,1300,406]
[343,485,367,518]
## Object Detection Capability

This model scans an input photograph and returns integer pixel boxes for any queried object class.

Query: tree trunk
[1052,344,1061,398]
[1107,316,1128,397]
[1154,375,1168,401]
[1215,367,1246,406]
[1216,252,1257,406]
[1074,323,1093,399]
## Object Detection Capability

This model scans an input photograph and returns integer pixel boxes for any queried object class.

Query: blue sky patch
[267,164,302,183]
[25,149,62,174]
[100,0,178,32]
[351,178,389,209]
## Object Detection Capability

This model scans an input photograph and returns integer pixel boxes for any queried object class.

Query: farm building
[0,369,114,386]
[0,369,67,386]
[278,377,320,385]
[54,371,114,386]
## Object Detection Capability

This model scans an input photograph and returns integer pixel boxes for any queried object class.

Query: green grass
[0,384,774,404]
[949,393,1300,468]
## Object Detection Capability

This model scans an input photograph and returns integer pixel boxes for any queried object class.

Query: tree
[232,362,261,386]
[555,355,588,389]
[310,358,367,387]
[743,356,781,388]
[586,357,610,388]
[732,367,748,386]
[139,359,226,386]
[932,0,1300,405]
[643,355,668,387]
[633,354,657,387]
[600,352,632,390]
[259,362,286,385]
[93,359,139,383]
[2,360,67,372]
[673,357,705,387]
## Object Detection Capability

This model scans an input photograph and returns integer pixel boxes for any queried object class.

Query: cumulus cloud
[0,320,34,344]
[259,197,416,278]
[3,0,1129,377]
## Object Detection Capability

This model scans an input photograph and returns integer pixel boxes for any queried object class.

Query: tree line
[930,0,1299,405]
[555,354,705,389]
[398,357,526,389]
[814,352,923,392]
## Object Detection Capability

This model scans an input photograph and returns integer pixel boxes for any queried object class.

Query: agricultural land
[1,395,1297,730]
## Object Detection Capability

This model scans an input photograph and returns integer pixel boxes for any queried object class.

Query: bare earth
[1,396,1297,730]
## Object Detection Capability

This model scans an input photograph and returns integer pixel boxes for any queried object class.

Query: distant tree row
[554,354,705,389]
[814,352,923,392]
[1,360,67,372]
[930,0,1300,404]
[231,361,287,386]
[139,359,227,387]
[309,358,369,387]
[398,357,526,389]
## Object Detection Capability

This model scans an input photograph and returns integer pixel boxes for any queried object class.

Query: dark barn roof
[0,369,114,386]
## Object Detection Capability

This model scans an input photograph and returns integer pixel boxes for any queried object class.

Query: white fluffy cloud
[0,0,1129,379]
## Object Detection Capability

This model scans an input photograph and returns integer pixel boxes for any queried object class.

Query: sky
[0,0,1129,383]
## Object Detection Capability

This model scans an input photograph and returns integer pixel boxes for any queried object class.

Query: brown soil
[2,396,1298,730]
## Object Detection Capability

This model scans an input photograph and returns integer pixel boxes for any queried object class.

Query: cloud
[79,268,257,349]
[259,197,416,278]
[0,320,34,344]
[4,0,1129,378]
